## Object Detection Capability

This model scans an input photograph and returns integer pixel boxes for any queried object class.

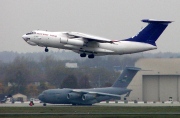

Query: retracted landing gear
[45,47,49,52]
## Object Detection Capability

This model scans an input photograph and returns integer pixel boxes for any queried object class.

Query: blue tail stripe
[124,19,172,46]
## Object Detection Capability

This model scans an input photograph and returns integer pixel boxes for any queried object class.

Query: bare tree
[61,75,78,89]
[78,75,91,88]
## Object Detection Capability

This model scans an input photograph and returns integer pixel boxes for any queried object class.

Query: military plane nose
[38,94,42,100]
[38,94,44,101]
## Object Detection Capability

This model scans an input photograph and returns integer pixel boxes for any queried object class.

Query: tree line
[0,53,141,98]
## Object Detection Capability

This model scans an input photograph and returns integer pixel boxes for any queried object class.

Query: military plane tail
[112,67,141,88]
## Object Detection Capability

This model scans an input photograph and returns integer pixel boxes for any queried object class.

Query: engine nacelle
[60,38,85,46]
[67,93,80,100]
[82,94,95,101]
[27,41,37,46]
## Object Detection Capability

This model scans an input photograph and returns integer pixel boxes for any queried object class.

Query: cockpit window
[26,32,36,35]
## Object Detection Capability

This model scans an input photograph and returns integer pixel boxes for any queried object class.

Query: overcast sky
[0,0,179,53]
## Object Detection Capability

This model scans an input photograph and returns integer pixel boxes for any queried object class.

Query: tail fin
[112,67,140,88]
[124,19,173,46]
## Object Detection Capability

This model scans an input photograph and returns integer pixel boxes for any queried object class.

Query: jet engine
[27,41,37,46]
[82,94,95,101]
[67,93,80,99]
[60,38,85,46]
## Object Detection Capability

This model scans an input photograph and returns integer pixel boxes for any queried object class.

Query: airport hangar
[127,58,180,102]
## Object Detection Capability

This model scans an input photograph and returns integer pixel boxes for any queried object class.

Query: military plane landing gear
[45,47,49,52]
[43,103,46,106]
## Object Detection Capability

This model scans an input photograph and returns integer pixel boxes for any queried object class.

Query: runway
[0,112,180,115]
[1,103,180,117]
[1,101,180,107]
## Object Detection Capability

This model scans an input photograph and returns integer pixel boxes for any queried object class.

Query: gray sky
[0,0,179,53]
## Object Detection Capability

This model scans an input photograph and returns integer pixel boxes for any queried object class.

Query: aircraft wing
[72,89,121,98]
[66,32,114,43]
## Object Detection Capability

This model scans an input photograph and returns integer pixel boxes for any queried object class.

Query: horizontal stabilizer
[126,67,141,71]
[142,19,173,24]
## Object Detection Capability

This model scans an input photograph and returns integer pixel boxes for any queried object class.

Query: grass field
[0,106,180,118]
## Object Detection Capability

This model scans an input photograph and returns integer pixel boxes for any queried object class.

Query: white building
[13,93,27,102]
[128,58,180,102]
[65,63,78,68]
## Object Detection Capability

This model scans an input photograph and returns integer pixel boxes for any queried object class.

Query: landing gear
[80,53,86,57]
[43,103,46,106]
[88,54,94,59]
[72,103,77,106]
[80,53,95,59]
[45,47,49,52]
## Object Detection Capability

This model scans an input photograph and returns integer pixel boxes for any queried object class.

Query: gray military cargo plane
[38,67,140,106]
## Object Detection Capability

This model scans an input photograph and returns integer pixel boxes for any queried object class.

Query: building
[65,63,78,68]
[128,58,180,102]
[13,93,27,102]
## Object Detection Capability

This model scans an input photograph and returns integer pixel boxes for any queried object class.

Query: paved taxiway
[1,102,180,107]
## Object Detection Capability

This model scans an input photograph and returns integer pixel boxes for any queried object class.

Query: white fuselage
[22,30,157,56]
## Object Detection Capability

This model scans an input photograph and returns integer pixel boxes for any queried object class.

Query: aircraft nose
[22,34,29,42]
[22,34,26,40]
[38,94,44,101]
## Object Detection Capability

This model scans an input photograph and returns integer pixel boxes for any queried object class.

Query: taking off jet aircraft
[38,67,140,106]
[22,19,172,58]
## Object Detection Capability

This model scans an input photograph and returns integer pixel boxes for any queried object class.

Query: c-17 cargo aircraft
[22,19,172,59]
[37,67,140,106]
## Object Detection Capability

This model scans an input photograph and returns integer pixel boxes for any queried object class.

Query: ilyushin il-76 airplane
[22,19,172,58]
[37,67,140,106]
